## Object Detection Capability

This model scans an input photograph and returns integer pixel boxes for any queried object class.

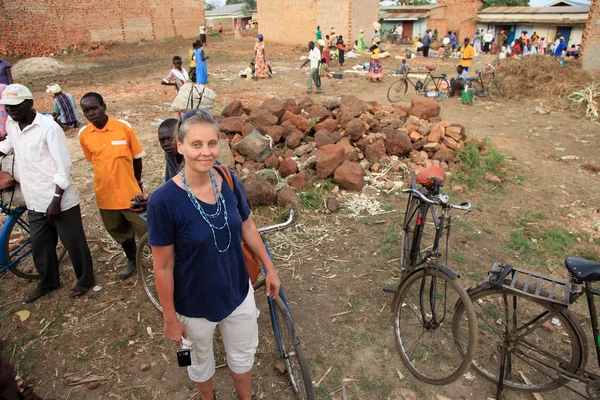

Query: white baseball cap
[0,84,34,106]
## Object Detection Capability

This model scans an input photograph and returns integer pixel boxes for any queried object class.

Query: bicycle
[453,258,600,399]
[136,209,315,400]
[0,162,66,280]
[384,167,478,385]
[387,66,450,103]
[470,64,507,102]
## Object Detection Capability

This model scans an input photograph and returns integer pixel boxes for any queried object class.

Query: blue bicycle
[0,168,66,280]
[136,209,315,399]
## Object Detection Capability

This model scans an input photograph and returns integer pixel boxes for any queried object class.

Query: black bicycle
[385,167,478,385]
[387,66,450,103]
[453,258,600,399]
[470,64,507,102]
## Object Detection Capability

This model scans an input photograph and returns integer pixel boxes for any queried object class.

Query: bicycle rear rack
[488,263,571,307]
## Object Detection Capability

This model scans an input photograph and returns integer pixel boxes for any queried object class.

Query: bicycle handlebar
[402,188,472,211]
[258,209,297,235]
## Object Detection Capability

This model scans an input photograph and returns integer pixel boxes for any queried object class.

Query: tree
[225,0,257,10]
[394,0,432,5]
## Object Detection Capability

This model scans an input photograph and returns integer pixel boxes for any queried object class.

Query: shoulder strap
[216,165,235,192]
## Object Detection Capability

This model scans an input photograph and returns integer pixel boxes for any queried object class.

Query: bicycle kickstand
[495,345,510,399]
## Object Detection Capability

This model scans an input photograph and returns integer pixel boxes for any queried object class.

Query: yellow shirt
[371,46,380,59]
[460,44,475,68]
[189,49,197,68]
[79,117,145,210]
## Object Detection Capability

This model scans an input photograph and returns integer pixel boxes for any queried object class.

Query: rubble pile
[215,95,469,207]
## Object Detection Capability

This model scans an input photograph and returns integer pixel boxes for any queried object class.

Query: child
[161,56,189,94]
[158,119,183,182]
[449,65,470,97]
[319,58,332,78]
[394,59,409,76]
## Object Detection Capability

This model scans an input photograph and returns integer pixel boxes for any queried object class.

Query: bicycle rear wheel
[471,79,487,98]
[7,214,67,279]
[425,77,450,101]
[393,267,478,385]
[270,296,315,400]
[452,282,585,392]
[387,79,408,103]
[488,79,507,102]
[137,233,162,311]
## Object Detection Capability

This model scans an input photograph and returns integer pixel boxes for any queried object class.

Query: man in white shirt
[300,41,323,94]
[0,84,94,303]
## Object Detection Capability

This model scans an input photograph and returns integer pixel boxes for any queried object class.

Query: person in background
[194,42,210,85]
[567,44,577,57]
[0,84,94,302]
[316,26,322,42]
[432,28,438,43]
[451,32,457,51]
[497,30,508,50]
[449,65,470,97]
[538,37,547,55]
[200,26,207,46]
[162,56,189,94]
[554,37,566,58]
[158,119,183,182]
[530,31,539,54]
[323,35,331,65]
[336,36,347,67]
[473,29,483,53]
[147,110,280,400]
[301,41,323,94]
[318,57,332,78]
[358,29,367,54]
[79,92,146,280]
[511,39,522,56]
[46,83,79,130]
[395,59,409,75]
[189,41,200,83]
[254,34,270,80]
[521,31,529,53]
[0,85,8,140]
[0,58,12,86]
[218,23,223,36]
[459,37,475,72]
[483,31,494,53]
[368,38,383,82]
[422,29,431,57]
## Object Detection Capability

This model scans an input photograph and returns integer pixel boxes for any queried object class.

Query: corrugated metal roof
[480,5,588,13]
[380,5,443,11]
[380,11,430,19]
[206,4,248,16]
[478,17,586,23]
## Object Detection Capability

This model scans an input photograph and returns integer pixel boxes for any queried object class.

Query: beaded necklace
[181,169,231,252]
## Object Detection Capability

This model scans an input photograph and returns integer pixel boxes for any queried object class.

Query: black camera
[177,348,192,367]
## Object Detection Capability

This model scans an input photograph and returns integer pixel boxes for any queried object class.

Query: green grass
[454,140,506,189]
[308,117,321,128]
[299,187,322,210]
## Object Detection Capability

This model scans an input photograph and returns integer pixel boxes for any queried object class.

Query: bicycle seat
[565,257,600,282]
[0,171,15,190]
[415,166,446,189]
[425,66,436,71]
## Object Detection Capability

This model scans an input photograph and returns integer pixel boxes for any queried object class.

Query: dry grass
[495,56,600,100]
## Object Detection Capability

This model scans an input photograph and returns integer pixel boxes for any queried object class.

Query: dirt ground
[1,36,600,400]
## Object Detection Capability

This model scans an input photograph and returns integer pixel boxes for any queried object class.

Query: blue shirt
[0,60,12,85]
[53,93,78,124]
[554,42,566,57]
[147,169,251,321]
[423,33,431,47]
[451,35,457,46]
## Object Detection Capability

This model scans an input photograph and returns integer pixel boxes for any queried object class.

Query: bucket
[461,88,473,104]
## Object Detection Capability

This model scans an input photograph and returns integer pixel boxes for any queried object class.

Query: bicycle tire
[400,195,426,273]
[7,214,67,279]
[387,79,408,103]
[270,296,315,400]
[136,233,162,312]
[393,267,478,385]
[488,79,507,102]
[452,281,586,392]
[425,77,450,101]
[471,79,487,98]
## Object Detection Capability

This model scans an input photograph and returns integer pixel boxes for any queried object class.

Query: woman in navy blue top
[147,110,280,400]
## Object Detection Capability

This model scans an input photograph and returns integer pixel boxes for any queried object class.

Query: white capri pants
[177,285,259,382]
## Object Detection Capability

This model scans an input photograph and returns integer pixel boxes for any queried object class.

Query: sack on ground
[170,83,217,113]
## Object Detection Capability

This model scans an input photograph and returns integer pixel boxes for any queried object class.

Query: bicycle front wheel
[488,78,507,102]
[136,233,162,312]
[452,282,585,392]
[270,296,315,400]
[7,214,67,279]
[393,268,478,385]
[425,77,450,101]
[400,194,426,272]
[387,79,408,103]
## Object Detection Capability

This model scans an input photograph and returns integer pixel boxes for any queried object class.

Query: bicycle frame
[0,204,30,273]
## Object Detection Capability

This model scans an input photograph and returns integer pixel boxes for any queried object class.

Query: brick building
[428,0,483,42]
[582,0,599,70]
[0,0,205,55]
[257,0,379,46]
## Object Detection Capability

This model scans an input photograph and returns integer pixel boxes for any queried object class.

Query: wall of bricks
[258,0,378,46]
[0,0,205,56]
[582,0,600,70]
[428,0,482,42]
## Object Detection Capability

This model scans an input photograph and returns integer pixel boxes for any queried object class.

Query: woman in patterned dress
[254,34,269,79]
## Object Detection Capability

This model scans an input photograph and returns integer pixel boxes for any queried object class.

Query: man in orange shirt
[79,92,147,279]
